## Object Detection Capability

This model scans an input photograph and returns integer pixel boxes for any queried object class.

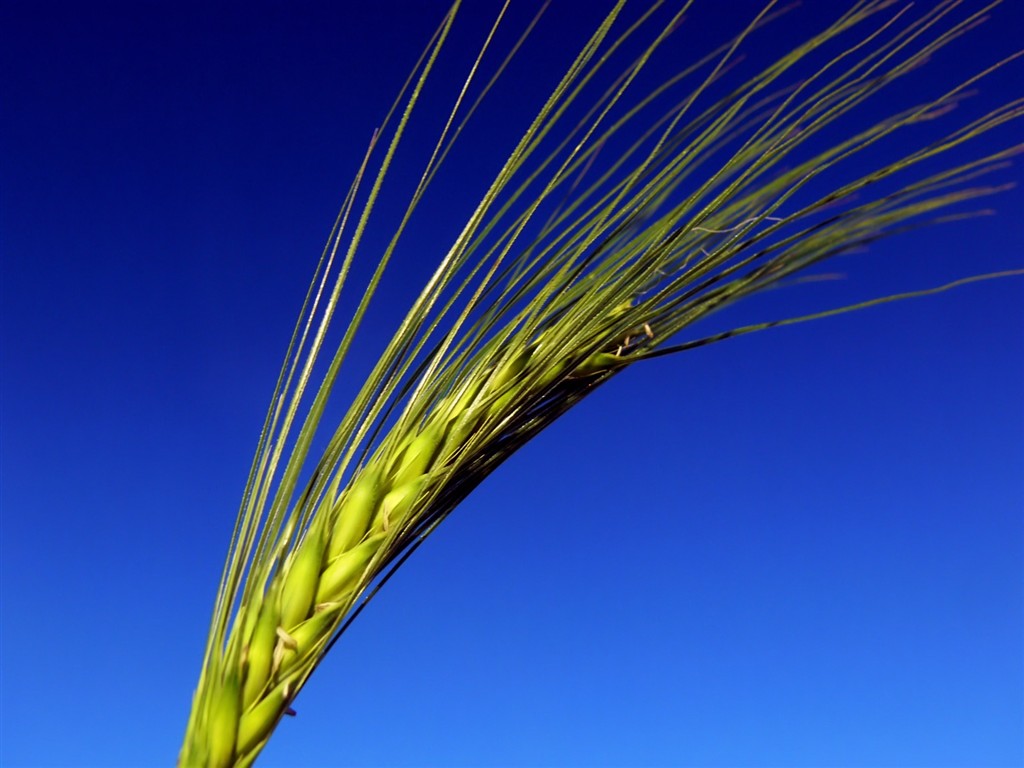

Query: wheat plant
[178,1,1022,765]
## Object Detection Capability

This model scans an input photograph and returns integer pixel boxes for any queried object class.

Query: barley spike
[178,1,1023,764]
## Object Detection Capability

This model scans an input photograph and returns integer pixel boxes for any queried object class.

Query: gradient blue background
[2,1,1022,766]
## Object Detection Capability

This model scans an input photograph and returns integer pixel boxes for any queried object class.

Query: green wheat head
[178,1,1022,765]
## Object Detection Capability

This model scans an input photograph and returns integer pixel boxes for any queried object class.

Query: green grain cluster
[179,1,1022,764]
[183,323,636,766]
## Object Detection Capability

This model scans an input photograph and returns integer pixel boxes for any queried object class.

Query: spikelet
[390,423,443,487]
[275,607,341,675]
[316,533,384,604]
[278,528,326,629]
[241,588,281,710]
[236,676,295,758]
[572,351,627,377]
[328,468,380,559]
[375,476,428,533]
[206,669,241,768]
[489,348,532,391]
[442,406,482,457]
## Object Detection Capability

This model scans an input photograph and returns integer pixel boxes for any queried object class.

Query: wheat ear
[179,1,1022,764]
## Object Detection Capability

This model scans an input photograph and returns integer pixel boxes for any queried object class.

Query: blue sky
[2,1,1022,766]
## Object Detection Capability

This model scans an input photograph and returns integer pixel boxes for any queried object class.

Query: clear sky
[2,1,1022,767]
